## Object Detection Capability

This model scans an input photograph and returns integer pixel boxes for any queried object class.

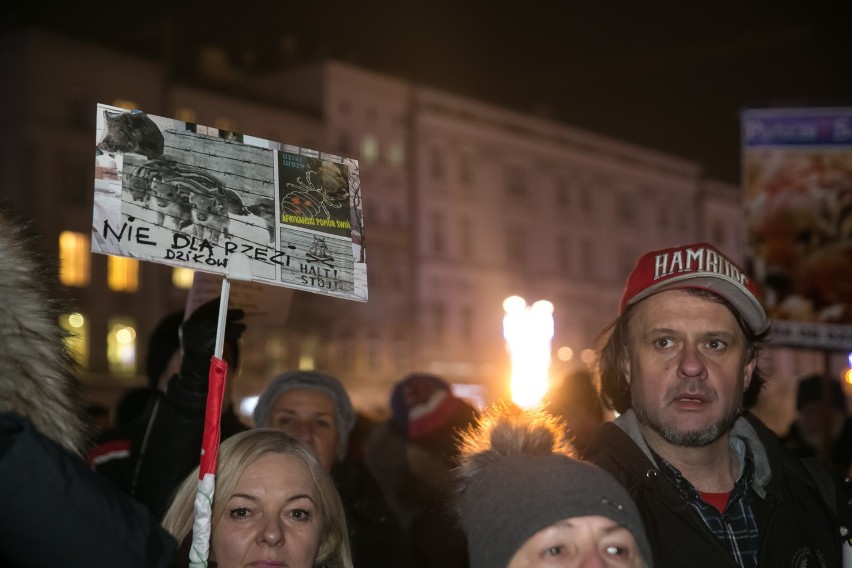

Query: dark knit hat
[253,370,356,460]
[455,404,653,568]
[796,374,847,412]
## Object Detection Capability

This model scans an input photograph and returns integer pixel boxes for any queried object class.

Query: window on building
[362,134,379,164]
[506,228,527,265]
[556,179,572,208]
[107,255,139,292]
[390,260,406,290]
[59,231,90,287]
[460,153,473,186]
[388,141,405,167]
[619,247,637,282]
[394,330,408,370]
[60,312,89,369]
[299,336,318,370]
[368,259,382,291]
[431,147,445,180]
[460,305,474,341]
[367,333,381,372]
[658,204,671,231]
[338,332,354,369]
[338,131,353,155]
[111,99,138,111]
[433,302,446,343]
[390,205,403,226]
[580,238,595,277]
[62,161,89,206]
[175,107,197,123]
[616,193,636,227]
[66,95,89,131]
[676,205,689,232]
[431,212,446,255]
[460,216,474,259]
[172,267,195,289]
[712,220,727,247]
[107,317,137,376]
[265,335,290,374]
[557,234,571,274]
[505,167,527,200]
[214,117,236,133]
[579,189,593,211]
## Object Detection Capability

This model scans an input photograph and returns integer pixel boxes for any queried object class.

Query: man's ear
[623,346,632,385]
[743,357,756,391]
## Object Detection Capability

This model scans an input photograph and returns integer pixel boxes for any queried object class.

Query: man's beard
[632,390,742,447]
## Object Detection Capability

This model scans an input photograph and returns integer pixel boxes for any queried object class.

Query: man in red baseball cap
[583,242,845,568]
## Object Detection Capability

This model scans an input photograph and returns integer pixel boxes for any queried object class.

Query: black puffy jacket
[0,413,177,567]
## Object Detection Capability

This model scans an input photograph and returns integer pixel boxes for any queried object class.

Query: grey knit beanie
[253,370,356,461]
[455,404,653,568]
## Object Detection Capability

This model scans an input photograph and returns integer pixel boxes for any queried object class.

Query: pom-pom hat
[455,404,654,568]
[620,242,768,334]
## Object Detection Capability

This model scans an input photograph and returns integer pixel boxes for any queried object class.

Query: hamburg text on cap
[620,242,768,334]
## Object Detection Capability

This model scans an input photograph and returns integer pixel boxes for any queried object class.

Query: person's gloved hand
[177,297,246,393]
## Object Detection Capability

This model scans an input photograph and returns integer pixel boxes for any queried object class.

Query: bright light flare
[846,353,852,386]
[503,296,554,409]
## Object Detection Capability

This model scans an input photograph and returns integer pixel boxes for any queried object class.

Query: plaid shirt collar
[653,436,760,568]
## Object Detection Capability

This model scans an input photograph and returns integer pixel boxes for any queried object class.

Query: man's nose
[678,344,707,379]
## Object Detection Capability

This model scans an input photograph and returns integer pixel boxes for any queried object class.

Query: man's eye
[654,338,672,348]
[545,546,563,556]
[706,339,726,350]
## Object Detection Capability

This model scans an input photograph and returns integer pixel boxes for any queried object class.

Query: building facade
[5,29,818,427]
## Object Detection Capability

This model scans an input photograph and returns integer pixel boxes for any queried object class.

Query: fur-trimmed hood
[0,205,86,455]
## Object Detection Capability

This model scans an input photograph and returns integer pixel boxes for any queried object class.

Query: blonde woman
[163,428,352,568]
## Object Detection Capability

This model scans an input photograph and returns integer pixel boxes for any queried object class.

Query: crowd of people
[1,201,850,568]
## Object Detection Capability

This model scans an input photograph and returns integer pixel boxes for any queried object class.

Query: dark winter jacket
[90,379,248,520]
[0,413,177,567]
[584,410,843,568]
[332,456,413,568]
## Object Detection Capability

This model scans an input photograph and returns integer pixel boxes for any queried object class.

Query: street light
[503,295,554,409]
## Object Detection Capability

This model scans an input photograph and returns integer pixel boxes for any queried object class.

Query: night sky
[5,2,852,184]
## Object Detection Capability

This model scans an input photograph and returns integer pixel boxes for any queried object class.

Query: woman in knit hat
[455,402,653,568]
[253,370,410,568]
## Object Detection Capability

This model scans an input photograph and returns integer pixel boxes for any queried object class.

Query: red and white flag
[189,355,228,567]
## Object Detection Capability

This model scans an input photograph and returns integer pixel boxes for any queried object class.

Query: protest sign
[92,103,367,301]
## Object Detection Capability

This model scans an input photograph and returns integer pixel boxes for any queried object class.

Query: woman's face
[211,453,323,568]
[507,515,644,568]
[266,389,340,472]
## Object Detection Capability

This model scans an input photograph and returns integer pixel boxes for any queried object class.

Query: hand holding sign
[177,297,246,394]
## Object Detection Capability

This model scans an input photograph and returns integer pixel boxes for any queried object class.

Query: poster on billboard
[742,107,852,350]
[91,103,367,302]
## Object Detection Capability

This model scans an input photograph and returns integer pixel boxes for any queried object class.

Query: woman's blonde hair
[162,428,352,568]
